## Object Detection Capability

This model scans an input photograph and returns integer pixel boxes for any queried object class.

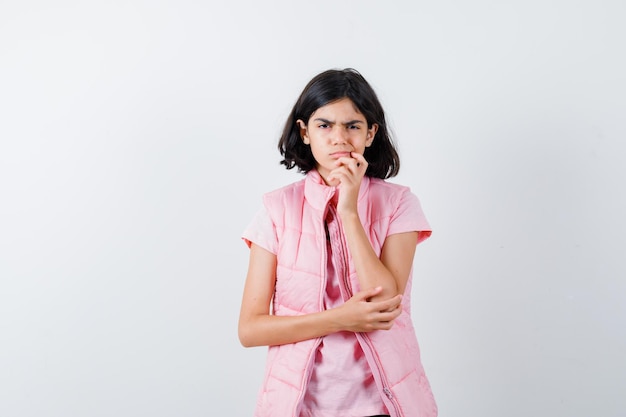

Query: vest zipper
[357,333,403,417]
[331,205,404,417]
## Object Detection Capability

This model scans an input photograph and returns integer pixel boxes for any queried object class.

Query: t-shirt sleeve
[387,188,432,245]
[241,205,278,254]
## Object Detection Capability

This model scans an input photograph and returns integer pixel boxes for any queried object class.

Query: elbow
[238,321,257,348]
[239,335,254,348]
[381,288,401,301]
[386,282,401,297]
[384,274,403,297]
[370,282,401,302]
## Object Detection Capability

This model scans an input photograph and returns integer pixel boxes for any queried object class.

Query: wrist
[326,305,346,333]
[337,208,359,221]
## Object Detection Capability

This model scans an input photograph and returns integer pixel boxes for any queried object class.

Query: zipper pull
[383,387,394,399]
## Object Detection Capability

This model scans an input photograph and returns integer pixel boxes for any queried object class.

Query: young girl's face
[297,98,378,185]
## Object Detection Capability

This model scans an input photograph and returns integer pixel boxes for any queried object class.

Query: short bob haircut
[278,68,400,179]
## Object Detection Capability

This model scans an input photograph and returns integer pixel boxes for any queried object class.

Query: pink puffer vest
[254,170,437,417]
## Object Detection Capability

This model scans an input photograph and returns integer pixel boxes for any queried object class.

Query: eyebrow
[313,118,365,126]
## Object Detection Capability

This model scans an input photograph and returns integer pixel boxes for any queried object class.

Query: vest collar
[304,169,371,211]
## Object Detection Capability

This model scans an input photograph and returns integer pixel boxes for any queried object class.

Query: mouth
[330,151,351,159]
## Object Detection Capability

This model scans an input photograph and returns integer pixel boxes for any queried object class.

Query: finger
[375,294,402,309]
[329,165,349,178]
[329,168,358,188]
[355,286,383,301]
[376,303,401,317]
[350,152,367,169]
[327,165,352,183]
[335,156,364,173]
[333,159,356,174]
[374,312,401,328]
[380,302,402,313]
[373,319,395,331]
[333,156,352,166]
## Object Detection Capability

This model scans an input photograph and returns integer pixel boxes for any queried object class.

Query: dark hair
[278,68,400,179]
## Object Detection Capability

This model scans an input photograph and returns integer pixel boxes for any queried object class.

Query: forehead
[310,98,365,120]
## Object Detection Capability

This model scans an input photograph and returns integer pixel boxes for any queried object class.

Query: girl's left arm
[341,213,418,302]
[330,152,418,302]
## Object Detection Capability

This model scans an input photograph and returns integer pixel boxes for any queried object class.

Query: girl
[238,68,437,417]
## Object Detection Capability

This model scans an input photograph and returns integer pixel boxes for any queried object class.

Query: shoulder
[263,178,306,201]
[368,177,410,193]
[367,178,431,238]
[261,178,306,218]
[367,178,413,204]
[365,178,427,222]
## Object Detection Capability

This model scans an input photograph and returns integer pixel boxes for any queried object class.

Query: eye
[318,123,329,129]
[348,124,360,130]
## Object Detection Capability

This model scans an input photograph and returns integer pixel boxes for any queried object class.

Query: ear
[297,119,310,145]
[366,123,378,147]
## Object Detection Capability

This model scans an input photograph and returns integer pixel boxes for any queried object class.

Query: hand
[334,286,402,333]
[327,152,368,216]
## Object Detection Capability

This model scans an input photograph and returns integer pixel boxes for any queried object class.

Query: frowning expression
[297,98,378,184]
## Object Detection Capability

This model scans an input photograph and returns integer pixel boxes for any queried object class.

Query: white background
[1,1,625,416]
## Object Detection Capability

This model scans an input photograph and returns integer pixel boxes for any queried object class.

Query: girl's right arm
[238,243,403,347]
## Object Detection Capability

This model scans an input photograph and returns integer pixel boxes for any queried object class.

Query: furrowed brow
[343,120,365,126]
[313,117,334,124]
[312,118,365,126]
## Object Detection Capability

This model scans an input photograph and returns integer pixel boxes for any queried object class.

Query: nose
[331,126,348,144]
